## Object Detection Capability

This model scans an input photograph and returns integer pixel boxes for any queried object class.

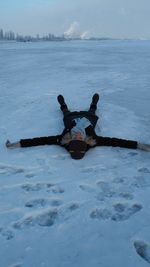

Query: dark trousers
[60,101,98,129]
[60,100,97,115]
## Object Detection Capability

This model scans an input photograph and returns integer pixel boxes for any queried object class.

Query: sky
[0,0,150,39]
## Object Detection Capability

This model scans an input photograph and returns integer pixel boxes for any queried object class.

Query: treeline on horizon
[0,28,67,42]
[0,28,111,42]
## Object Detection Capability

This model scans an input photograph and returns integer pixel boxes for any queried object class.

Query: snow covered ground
[0,39,150,267]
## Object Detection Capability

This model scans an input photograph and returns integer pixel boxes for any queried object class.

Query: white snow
[0,39,150,267]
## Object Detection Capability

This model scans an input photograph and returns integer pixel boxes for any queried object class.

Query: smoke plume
[64,22,90,39]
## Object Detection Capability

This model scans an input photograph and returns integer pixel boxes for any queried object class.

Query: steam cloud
[64,22,90,39]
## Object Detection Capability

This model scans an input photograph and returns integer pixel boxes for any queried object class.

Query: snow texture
[0,40,150,267]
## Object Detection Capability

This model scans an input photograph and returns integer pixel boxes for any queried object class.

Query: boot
[57,95,68,112]
[57,95,65,105]
[90,93,99,110]
[92,93,99,105]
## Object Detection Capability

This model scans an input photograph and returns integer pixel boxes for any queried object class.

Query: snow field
[0,40,150,267]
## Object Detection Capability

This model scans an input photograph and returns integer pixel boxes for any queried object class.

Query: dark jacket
[20,125,138,151]
[63,111,99,129]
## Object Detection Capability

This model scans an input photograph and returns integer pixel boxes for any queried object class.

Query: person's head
[72,131,84,141]
[69,140,87,160]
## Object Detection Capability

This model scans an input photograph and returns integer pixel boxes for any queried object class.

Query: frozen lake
[1,39,150,116]
[0,40,150,267]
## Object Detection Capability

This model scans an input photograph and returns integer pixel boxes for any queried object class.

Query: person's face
[73,132,84,141]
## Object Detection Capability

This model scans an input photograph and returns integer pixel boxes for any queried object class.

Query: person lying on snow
[6,93,150,159]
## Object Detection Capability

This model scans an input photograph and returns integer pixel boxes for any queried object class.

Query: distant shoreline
[0,38,149,43]
[0,29,149,42]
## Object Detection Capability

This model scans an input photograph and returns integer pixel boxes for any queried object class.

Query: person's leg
[88,93,99,114]
[57,95,70,115]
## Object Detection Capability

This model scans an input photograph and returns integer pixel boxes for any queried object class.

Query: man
[6,93,150,159]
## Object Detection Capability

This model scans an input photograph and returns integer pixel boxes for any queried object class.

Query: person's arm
[96,136,138,149]
[6,135,61,148]
[96,136,150,151]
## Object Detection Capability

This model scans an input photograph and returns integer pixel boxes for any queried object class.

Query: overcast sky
[0,0,150,38]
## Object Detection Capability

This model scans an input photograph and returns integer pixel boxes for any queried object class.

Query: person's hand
[6,140,20,148]
[138,143,150,152]
[6,140,12,148]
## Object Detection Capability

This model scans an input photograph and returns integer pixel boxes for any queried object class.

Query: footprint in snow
[25,173,36,178]
[98,179,134,200]
[80,181,115,197]
[50,199,63,207]
[25,198,47,208]
[111,203,142,221]
[90,208,112,220]
[67,202,80,211]
[118,192,134,200]
[13,208,58,228]
[21,182,64,193]
[90,203,142,222]
[79,184,95,193]
[20,202,80,228]
[96,181,116,200]
[59,202,81,221]
[0,164,25,175]
[0,227,14,240]
[134,240,150,264]
[51,186,65,194]
[112,177,127,184]
[25,198,63,208]
[21,183,45,192]
[80,181,134,201]
[138,167,150,174]
[132,176,150,188]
